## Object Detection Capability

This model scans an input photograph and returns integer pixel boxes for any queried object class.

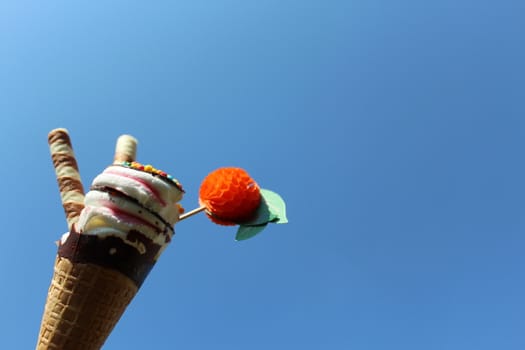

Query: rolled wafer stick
[48,128,85,231]
[114,134,138,163]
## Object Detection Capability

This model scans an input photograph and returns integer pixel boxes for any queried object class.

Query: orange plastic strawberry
[193,167,288,240]
[199,167,261,225]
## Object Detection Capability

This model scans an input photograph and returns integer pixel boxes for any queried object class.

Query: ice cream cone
[36,224,161,349]
[37,256,138,350]
[39,131,184,349]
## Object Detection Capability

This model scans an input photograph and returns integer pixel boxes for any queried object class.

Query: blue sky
[1,1,524,349]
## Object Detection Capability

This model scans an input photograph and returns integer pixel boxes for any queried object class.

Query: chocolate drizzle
[58,228,165,287]
[92,185,174,233]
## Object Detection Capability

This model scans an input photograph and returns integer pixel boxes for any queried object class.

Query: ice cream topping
[120,161,184,192]
[75,163,184,258]
[199,167,261,225]
[197,166,288,241]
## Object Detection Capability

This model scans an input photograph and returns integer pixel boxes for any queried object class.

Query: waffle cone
[37,256,138,350]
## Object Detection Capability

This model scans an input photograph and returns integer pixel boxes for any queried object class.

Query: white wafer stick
[114,135,138,163]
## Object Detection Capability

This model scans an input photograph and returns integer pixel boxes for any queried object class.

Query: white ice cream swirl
[76,163,184,257]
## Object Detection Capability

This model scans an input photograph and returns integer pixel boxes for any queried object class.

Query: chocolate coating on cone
[58,228,162,287]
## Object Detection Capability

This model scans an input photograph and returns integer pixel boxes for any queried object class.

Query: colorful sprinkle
[119,161,184,192]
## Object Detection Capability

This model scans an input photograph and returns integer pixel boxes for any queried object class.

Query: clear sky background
[1,1,524,349]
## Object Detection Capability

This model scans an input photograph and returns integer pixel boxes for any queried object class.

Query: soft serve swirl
[75,162,184,257]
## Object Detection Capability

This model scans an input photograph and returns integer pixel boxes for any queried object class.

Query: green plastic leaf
[260,189,288,224]
[235,224,268,241]
[241,193,278,226]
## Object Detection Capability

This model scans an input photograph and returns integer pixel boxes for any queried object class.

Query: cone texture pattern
[37,257,138,350]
